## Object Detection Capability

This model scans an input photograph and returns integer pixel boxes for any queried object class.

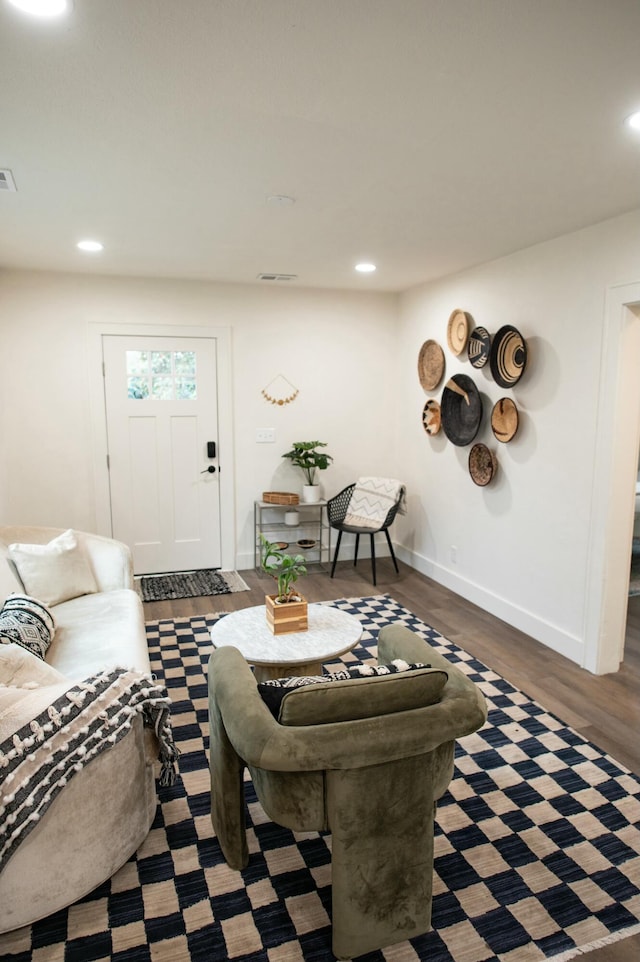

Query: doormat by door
[135,568,249,602]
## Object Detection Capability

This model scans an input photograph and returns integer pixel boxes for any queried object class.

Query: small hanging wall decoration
[261,374,299,406]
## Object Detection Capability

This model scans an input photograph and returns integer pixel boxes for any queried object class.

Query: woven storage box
[262,491,300,505]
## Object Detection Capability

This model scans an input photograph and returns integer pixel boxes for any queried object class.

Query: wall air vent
[257,273,298,282]
[0,169,17,191]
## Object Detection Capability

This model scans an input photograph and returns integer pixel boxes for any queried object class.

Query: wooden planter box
[265,594,308,634]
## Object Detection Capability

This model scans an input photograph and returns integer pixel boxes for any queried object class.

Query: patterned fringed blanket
[0,668,179,869]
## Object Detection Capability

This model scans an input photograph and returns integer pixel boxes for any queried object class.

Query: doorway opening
[585,286,640,674]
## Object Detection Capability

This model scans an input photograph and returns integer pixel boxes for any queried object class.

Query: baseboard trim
[396,544,585,667]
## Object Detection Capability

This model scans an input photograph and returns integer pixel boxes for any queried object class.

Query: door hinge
[106,454,110,470]
[102,361,106,377]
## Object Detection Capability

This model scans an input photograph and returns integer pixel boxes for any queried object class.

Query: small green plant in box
[260,534,307,603]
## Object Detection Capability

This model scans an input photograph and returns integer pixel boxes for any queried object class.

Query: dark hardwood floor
[143,560,640,962]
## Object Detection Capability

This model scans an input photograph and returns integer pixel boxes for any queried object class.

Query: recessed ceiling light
[7,0,71,16]
[77,239,103,253]
[625,110,640,132]
[355,262,376,273]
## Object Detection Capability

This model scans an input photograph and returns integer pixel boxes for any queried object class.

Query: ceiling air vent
[257,273,298,282]
[0,169,17,191]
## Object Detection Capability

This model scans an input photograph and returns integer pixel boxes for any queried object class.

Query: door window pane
[176,378,197,400]
[151,352,172,375]
[151,377,174,400]
[128,377,149,399]
[126,351,149,376]
[126,350,197,400]
[174,351,196,375]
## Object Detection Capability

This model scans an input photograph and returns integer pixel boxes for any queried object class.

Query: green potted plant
[282,440,333,503]
[260,535,308,633]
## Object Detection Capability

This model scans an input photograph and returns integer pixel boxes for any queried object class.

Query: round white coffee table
[210,603,362,682]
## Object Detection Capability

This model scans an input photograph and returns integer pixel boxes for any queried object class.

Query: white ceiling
[1,0,639,293]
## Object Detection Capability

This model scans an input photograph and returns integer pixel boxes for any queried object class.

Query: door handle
[201,465,216,474]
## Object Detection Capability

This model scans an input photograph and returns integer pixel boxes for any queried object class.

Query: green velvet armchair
[208,623,487,960]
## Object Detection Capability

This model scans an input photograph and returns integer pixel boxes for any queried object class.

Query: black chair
[327,481,405,585]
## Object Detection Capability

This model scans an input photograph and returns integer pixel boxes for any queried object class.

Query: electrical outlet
[256,428,275,443]
[450,545,458,564]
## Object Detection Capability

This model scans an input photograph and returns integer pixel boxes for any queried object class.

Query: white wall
[0,270,398,569]
[394,208,640,667]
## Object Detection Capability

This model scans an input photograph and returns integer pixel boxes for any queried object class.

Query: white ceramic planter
[284,510,300,525]
[302,484,321,503]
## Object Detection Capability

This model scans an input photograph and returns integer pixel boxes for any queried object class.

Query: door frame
[88,322,236,571]
[584,280,640,673]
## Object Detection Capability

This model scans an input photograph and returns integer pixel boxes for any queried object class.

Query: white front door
[103,334,221,574]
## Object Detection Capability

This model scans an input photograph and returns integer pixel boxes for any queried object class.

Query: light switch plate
[256,428,275,443]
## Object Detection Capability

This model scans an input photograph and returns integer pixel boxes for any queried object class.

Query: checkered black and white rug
[1,595,639,962]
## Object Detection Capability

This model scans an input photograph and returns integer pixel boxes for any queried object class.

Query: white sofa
[0,525,150,677]
[0,526,158,934]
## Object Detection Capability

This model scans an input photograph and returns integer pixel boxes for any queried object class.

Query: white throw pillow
[8,529,98,607]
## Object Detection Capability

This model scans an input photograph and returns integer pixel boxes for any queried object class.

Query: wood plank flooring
[143,560,640,962]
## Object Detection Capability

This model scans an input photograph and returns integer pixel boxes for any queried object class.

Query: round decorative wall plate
[467,326,491,368]
[489,325,527,387]
[491,397,519,442]
[417,339,445,392]
[447,309,470,355]
[469,443,497,486]
[441,374,482,446]
[422,399,441,436]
